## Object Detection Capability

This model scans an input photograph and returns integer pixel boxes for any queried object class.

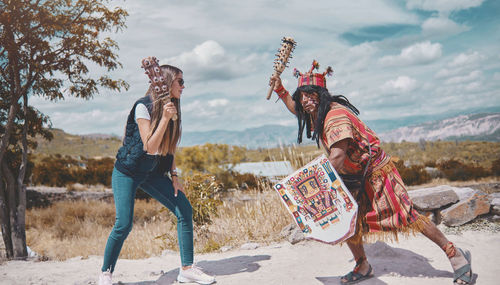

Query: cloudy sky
[31,0,500,136]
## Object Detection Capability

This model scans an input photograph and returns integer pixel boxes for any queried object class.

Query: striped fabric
[321,103,428,243]
[298,73,327,88]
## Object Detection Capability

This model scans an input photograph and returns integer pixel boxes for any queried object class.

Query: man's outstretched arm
[270,75,296,115]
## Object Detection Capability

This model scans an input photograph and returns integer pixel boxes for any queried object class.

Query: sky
[30,0,500,136]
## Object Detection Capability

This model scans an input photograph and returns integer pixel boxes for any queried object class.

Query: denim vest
[114,96,173,176]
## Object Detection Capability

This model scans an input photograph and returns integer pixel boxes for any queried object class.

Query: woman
[98,61,215,285]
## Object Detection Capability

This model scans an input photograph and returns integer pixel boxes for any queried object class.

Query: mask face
[300,92,319,114]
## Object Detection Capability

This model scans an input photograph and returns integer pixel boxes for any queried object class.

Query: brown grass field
[25,190,291,261]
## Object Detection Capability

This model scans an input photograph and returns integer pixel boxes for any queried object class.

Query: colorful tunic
[322,102,428,243]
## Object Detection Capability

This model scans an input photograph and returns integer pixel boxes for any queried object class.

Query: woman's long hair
[145,64,182,155]
[291,85,359,147]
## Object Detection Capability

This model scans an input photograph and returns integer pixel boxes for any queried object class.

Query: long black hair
[291,85,359,147]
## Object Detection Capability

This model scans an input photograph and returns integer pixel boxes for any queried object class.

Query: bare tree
[0,0,128,259]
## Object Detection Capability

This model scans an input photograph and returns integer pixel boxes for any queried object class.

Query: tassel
[293,68,302,78]
[324,66,333,76]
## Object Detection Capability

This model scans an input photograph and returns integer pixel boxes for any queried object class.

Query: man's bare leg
[421,220,471,284]
[340,241,371,283]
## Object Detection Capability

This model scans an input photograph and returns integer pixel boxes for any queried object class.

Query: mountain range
[179,112,500,148]
[379,113,500,142]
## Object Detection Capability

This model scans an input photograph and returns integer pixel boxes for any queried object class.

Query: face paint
[300,92,319,114]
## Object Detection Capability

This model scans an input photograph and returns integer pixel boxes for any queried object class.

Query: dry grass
[194,190,292,252]
[26,199,171,260]
[25,188,292,261]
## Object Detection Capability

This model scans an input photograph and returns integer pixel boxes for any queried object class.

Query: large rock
[408,185,459,211]
[441,190,491,226]
[280,223,305,244]
[450,187,477,201]
[490,198,500,215]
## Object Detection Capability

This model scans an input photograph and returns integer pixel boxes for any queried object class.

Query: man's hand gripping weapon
[266,37,297,100]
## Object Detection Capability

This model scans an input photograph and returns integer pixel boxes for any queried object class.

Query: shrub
[492,158,500,176]
[182,172,223,225]
[31,155,114,187]
[437,159,489,181]
[393,160,432,186]
[31,155,78,186]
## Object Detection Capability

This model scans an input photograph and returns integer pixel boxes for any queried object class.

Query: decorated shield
[274,154,358,244]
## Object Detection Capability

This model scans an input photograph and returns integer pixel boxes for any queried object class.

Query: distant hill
[34,112,499,157]
[379,113,500,142]
[34,129,121,158]
[182,112,500,147]
[180,125,304,149]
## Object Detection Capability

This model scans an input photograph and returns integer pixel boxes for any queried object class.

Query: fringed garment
[322,103,429,244]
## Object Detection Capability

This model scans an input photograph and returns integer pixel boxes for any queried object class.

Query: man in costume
[270,61,472,284]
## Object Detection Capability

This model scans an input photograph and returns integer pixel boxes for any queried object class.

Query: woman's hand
[162,101,177,121]
[172,176,185,197]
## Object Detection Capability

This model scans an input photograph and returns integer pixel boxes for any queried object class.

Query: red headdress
[293,60,333,88]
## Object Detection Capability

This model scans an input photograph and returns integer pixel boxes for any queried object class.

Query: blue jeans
[102,158,193,272]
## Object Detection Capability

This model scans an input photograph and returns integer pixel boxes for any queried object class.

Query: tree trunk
[14,94,29,258]
[2,161,27,259]
[0,102,20,258]
[0,102,19,165]
[0,180,14,258]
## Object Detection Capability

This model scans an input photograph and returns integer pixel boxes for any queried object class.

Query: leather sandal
[340,257,374,284]
[453,248,472,285]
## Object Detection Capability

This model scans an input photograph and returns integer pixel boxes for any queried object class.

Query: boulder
[490,198,500,215]
[408,185,459,211]
[450,187,477,201]
[441,190,491,226]
[488,192,500,201]
[280,223,305,244]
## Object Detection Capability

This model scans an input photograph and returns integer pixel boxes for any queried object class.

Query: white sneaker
[98,270,112,285]
[177,264,216,284]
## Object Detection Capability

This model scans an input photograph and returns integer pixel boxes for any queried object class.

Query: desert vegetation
[29,141,500,187]
[17,141,500,261]
[25,190,290,260]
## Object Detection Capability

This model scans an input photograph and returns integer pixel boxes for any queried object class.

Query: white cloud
[379,41,442,66]
[422,17,469,36]
[28,1,500,136]
[449,51,484,68]
[165,40,262,81]
[207,99,229,107]
[342,42,378,71]
[465,81,481,92]
[406,0,484,12]
[183,100,217,118]
[444,70,482,85]
[381,76,418,93]
[493,72,500,81]
[435,51,484,78]
[48,109,129,135]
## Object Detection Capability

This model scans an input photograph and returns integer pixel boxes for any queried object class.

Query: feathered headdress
[293,60,333,88]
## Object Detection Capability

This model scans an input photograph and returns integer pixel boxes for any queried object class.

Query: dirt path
[0,230,496,285]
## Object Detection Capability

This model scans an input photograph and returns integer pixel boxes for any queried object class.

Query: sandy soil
[0,229,496,285]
